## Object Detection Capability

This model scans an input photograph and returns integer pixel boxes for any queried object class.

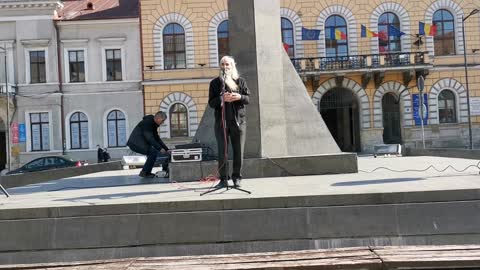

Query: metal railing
[291,51,430,73]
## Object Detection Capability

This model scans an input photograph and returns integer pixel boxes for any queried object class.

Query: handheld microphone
[220,70,226,107]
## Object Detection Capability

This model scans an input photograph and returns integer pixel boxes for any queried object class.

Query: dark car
[6,156,88,175]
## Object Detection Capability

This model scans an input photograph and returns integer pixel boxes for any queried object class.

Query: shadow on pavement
[331,177,424,186]
[7,174,170,195]
[52,187,210,202]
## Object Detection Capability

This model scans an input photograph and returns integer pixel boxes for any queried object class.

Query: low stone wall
[170,153,358,182]
[405,147,480,160]
[0,161,123,189]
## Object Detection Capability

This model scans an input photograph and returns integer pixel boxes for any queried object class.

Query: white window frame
[280,17,296,58]
[101,46,126,82]
[64,47,89,83]
[25,110,54,152]
[437,89,459,124]
[25,47,49,84]
[103,108,129,148]
[65,110,93,150]
[168,102,190,138]
[0,40,15,92]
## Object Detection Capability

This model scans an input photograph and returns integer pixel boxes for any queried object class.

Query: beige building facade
[140,0,480,152]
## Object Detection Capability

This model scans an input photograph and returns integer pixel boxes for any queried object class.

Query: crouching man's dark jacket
[127,115,169,155]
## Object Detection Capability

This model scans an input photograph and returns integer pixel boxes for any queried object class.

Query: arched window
[217,20,229,61]
[281,17,295,58]
[107,110,127,147]
[70,112,89,149]
[163,23,186,70]
[433,9,455,55]
[378,12,401,53]
[438,90,456,123]
[325,15,348,57]
[169,103,188,137]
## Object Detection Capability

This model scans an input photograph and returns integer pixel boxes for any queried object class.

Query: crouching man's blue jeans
[142,146,170,174]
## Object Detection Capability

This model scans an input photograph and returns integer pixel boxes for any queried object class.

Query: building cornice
[142,78,212,86]
[0,1,62,10]
[97,37,127,44]
[0,15,54,22]
[20,39,50,47]
[60,39,89,44]
[0,40,15,47]
[56,18,139,26]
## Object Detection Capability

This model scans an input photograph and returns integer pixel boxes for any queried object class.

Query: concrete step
[1,186,480,265]
[2,245,480,269]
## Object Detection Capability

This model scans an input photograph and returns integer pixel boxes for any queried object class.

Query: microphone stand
[201,72,251,196]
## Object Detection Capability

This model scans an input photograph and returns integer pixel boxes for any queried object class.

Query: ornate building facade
[0,0,143,170]
[140,0,480,152]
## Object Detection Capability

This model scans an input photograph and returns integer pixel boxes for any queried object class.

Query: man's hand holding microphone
[224,92,241,102]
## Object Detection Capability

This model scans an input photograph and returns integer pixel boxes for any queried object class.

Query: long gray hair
[219,56,239,91]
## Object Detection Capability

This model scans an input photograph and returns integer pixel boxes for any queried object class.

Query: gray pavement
[0,155,479,210]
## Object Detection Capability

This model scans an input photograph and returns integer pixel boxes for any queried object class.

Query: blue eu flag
[302,27,321,40]
[388,25,406,37]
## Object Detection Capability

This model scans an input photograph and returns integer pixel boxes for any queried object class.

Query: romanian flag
[419,22,437,36]
[329,29,347,40]
[361,25,378,38]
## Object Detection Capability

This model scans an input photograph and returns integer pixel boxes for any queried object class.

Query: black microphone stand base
[200,182,251,196]
[0,184,10,198]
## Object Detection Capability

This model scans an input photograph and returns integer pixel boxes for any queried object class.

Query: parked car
[6,156,88,175]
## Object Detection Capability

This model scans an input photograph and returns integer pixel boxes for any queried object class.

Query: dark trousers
[215,119,246,180]
[138,146,170,174]
[142,147,158,174]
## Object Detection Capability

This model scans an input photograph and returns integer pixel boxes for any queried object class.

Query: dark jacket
[208,77,250,124]
[97,147,104,163]
[127,115,169,155]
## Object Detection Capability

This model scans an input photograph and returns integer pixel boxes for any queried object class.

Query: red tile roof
[56,0,139,21]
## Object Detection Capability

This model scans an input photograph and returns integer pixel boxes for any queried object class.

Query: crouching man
[127,111,170,178]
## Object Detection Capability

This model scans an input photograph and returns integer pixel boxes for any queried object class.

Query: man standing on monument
[209,56,250,188]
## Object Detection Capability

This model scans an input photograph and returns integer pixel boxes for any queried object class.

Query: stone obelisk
[194,0,342,159]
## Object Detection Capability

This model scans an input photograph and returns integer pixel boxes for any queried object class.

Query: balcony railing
[291,51,430,73]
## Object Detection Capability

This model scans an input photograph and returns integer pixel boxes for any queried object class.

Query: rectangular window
[106,49,122,81]
[30,112,50,151]
[68,50,85,83]
[30,51,46,83]
[70,121,89,149]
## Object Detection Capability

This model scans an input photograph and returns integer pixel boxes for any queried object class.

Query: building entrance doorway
[319,87,361,152]
[382,93,402,144]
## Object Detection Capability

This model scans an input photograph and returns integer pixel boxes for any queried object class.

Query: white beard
[223,71,239,92]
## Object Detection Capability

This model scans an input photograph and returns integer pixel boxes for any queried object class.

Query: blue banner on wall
[18,123,26,143]
[412,94,428,126]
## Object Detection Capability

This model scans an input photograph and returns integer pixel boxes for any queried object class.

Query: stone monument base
[170,153,357,182]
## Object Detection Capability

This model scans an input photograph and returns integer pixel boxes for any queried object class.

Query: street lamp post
[0,47,10,171]
[462,9,479,150]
